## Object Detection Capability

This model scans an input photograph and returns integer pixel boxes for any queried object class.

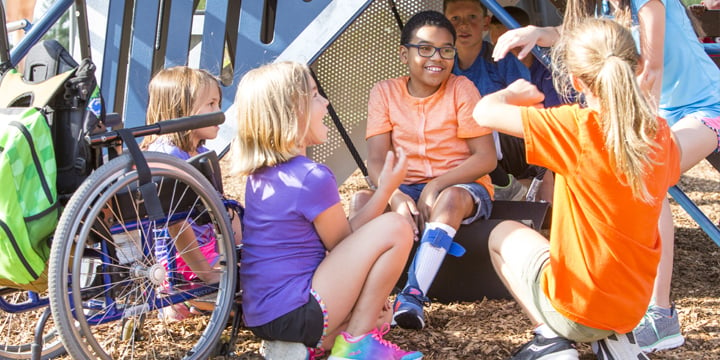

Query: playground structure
[0,0,717,358]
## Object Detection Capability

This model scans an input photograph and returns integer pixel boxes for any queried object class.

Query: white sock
[534,324,560,338]
[413,223,456,293]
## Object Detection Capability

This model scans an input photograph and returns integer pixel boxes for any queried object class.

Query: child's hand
[503,79,545,106]
[416,181,442,228]
[493,26,543,61]
[376,148,408,193]
[389,191,420,241]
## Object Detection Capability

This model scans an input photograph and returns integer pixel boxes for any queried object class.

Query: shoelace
[370,323,403,351]
[308,347,325,360]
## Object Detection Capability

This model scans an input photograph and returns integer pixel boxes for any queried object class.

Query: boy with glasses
[357,10,497,330]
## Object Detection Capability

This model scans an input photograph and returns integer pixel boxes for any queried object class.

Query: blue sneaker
[391,286,429,330]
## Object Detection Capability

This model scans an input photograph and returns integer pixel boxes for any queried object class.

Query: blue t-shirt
[453,41,530,96]
[529,57,565,108]
[240,155,341,327]
[605,0,720,124]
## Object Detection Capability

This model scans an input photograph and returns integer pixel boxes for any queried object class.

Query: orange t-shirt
[522,105,681,333]
[366,74,493,193]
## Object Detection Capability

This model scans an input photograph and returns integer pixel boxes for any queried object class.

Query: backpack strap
[0,69,74,108]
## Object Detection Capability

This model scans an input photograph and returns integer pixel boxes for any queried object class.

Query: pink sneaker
[328,324,422,359]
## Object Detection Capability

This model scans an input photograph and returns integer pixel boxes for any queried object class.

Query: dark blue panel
[100,0,128,114]
[164,0,195,67]
[124,1,160,128]
[199,0,229,76]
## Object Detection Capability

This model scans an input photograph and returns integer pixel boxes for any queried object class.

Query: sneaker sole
[592,334,649,360]
[329,356,423,360]
[259,340,308,359]
[534,349,579,360]
[392,311,425,330]
[640,334,685,353]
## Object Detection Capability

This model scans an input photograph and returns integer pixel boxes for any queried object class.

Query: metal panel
[306,0,441,184]
[123,1,161,128]
[164,1,195,67]
[99,0,130,115]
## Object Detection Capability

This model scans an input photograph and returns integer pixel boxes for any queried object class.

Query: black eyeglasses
[404,44,457,60]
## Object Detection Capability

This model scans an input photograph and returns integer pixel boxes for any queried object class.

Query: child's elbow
[472,101,490,127]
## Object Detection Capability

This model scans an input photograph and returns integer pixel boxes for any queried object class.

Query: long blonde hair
[552,18,659,202]
[562,0,632,32]
[232,61,313,176]
[140,66,221,153]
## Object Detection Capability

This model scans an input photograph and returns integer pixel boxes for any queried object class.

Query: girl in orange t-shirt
[472,18,681,359]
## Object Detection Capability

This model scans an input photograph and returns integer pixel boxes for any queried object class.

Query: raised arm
[636,0,665,104]
[492,25,562,62]
[473,79,545,137]
[313,148,406,251]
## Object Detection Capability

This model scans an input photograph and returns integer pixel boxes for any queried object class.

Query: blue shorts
[661,104,720,127]
[398,182,492,225]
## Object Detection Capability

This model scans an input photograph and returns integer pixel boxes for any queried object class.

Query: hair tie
[605,52,616,60]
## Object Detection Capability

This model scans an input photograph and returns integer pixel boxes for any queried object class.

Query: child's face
[488,23,506,45]
[400,25,455,97]
[301,75,329,147]
[444,0,489,50]
[190,84,221,142]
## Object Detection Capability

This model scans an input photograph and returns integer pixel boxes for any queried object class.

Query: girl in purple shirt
[233,61,421,359]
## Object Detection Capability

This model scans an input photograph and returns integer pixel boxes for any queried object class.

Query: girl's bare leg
[312,212,413,349]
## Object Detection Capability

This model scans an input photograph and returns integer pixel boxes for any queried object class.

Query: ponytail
[553,18,659,203]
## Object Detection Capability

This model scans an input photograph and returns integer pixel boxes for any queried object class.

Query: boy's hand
[389,191,420,241]
[416,181,442,228]
[502,79,545,106]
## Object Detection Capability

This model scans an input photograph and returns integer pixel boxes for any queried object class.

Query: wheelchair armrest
[187,151,224,194]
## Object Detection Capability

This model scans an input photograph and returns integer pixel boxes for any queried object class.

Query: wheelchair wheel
[48,152,237,359]
[0,290,65,359]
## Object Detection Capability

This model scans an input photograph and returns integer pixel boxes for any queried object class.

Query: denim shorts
[398,182,492,225]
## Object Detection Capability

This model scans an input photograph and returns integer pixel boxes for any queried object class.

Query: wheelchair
[1,112,240,360]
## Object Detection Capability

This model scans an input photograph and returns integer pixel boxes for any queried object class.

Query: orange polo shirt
[366,75,493,193]
[522,105,681,333]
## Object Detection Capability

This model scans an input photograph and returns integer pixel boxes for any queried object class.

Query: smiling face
[444,0,489,51]
[189,84,221,145]
[400,25,455,98]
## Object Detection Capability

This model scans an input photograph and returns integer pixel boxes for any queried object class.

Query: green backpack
[0,107,58,285]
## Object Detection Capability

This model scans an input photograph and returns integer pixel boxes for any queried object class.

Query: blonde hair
[562,0,632,33]
[232,61,313,175]
[140,66,221,153]
[552,18,659,203]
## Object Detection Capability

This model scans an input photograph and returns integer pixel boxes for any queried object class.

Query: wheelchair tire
[0,290,65,359]
[48,152,237,360]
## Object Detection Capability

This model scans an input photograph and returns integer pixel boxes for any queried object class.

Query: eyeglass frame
[403,43,457,60]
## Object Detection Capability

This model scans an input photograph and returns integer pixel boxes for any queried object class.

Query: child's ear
[571,74,583,93]
[399,45,409,64]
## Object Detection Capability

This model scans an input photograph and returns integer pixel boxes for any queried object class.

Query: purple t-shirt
[240,155,340,327]
[147,139,217,270]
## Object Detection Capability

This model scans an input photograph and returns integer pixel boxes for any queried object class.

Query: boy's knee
[437,186,472,205]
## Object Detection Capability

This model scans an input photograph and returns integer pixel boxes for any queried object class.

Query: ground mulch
[215,158,720,360]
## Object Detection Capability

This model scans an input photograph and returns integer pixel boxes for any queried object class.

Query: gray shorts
[520,245,613,343]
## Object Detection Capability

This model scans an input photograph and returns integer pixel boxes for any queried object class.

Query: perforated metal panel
[308,0,443,185]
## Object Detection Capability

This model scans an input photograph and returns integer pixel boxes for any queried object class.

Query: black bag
[22,40,106,195]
